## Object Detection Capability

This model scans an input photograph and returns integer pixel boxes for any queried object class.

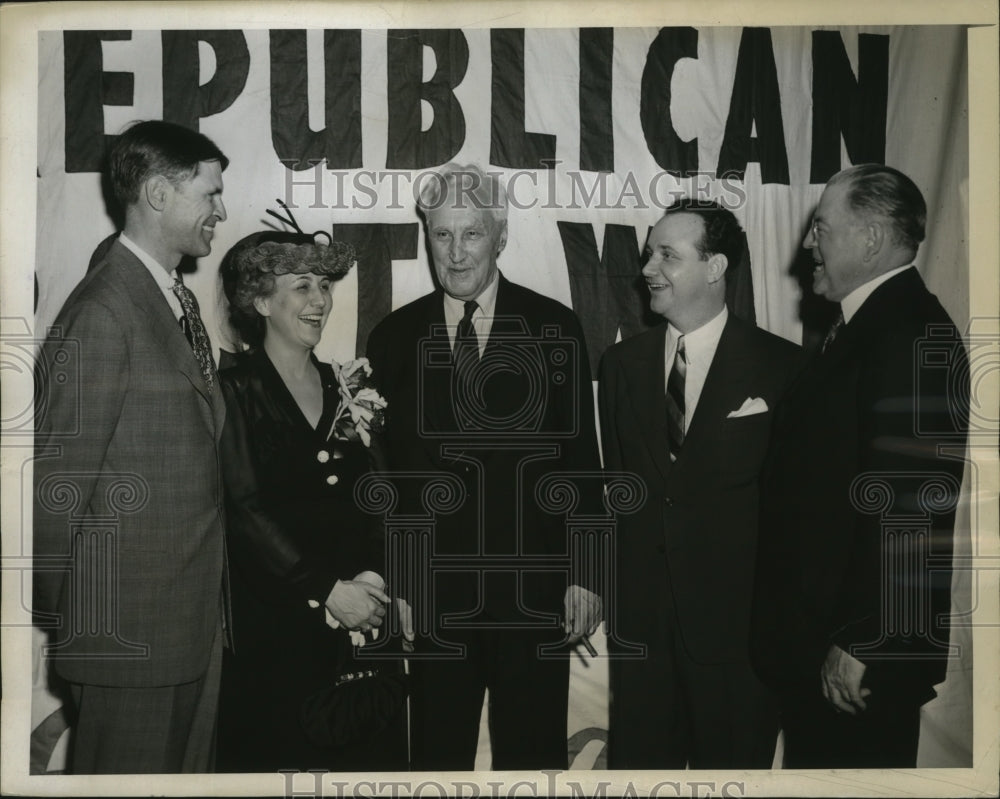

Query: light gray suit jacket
[34,239,228,687]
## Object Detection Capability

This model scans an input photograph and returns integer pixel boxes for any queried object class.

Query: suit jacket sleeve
[597,349,624,476]
[34,299,129,616]
[561,310,604,590]
[830,326,965,662]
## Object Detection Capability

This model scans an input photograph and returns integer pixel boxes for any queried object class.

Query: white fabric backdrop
[30,24,972,771]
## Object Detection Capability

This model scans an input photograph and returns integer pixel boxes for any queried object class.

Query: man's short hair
[829,164,926,253]
[663,198,744,274]
[109,120,229,208]
[416,163,507,226]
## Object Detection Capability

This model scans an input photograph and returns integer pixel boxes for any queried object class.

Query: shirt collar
[119,232,178,289]
[667,306,728,364]
[442,269,500,320]
[841,264,914,323]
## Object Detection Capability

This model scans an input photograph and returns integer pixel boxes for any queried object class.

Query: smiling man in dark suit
[366,163,602,770]
[598,199,802,768]
[751,165,970,767]
[34,120,230,773]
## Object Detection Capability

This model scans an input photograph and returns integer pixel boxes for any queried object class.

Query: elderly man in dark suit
[34,120,230,773]
[366,163,602,770]
[598,199,802,768]
[751,164,970,767]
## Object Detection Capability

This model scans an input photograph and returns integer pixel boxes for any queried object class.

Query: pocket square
[727,396,768,418]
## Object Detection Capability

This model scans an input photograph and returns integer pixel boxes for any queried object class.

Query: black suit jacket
[366,274,602,626]
[599,313,803,665]
[752,268,969,703]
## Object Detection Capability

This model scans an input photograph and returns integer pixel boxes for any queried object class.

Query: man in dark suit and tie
[366,163,603,770]
[598,199,802,768]
[34,120,230,773]
[751,164,969,767]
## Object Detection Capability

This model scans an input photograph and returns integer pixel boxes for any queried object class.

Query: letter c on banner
[640,27,699,177]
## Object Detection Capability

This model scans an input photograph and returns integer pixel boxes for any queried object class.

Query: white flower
[325,357,388,448]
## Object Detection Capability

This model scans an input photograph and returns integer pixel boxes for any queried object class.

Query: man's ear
[706,253,728,284]
[496,221,508,255]
[144,175,170,212]
[863,220,886,262]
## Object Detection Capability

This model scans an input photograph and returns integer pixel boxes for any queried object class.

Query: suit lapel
[420,293,457,442]
[482,275,529,398]
[681,316,753,450]
[112,242,221,433]
[624,326,674,483]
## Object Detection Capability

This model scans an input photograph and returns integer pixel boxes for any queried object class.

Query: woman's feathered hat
[221,199,356,280]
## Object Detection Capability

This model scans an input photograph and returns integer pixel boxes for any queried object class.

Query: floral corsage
[326,358,387,447]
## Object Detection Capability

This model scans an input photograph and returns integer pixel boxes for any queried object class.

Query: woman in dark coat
[215,231,407,772]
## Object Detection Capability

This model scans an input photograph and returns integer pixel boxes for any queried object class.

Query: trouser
[408,626,570,771]
[68,625,223,774]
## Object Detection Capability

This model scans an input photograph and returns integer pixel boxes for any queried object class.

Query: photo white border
[2,1,997,796]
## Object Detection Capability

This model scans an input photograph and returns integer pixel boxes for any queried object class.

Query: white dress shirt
[442,271,500,358]
[665,306,728,433]
[118,233,184,321]
[841,264,915,323]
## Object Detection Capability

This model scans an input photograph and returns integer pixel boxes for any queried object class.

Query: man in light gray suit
[34,120,230,773]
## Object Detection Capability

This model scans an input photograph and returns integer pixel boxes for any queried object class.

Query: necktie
[665,335,687,460]
[455,300,480,371]
[822,310,845,353]
[172,277,216,392]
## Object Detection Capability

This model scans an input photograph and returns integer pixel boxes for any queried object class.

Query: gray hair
[416,163,508,225]
[829,164,926,253]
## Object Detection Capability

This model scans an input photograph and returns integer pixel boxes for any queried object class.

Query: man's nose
[449,239,464,262]
[215,197,228,222]
[802,225,816,249]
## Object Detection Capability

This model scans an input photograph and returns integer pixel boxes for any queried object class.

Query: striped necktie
[665,335,687,460]
[822,310,845,354]
[171,276,216,392]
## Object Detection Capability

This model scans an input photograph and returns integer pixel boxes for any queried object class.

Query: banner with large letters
[36,26,969,367]
[30,23,973,773]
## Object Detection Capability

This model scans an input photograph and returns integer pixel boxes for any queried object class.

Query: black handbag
[300,667,408,749]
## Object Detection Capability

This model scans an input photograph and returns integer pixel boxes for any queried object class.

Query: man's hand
[821,644,871,714]
[563,585,602,646]
[324,577,390,631]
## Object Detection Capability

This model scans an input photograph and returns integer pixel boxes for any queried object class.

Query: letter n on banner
[810,31,889,182]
